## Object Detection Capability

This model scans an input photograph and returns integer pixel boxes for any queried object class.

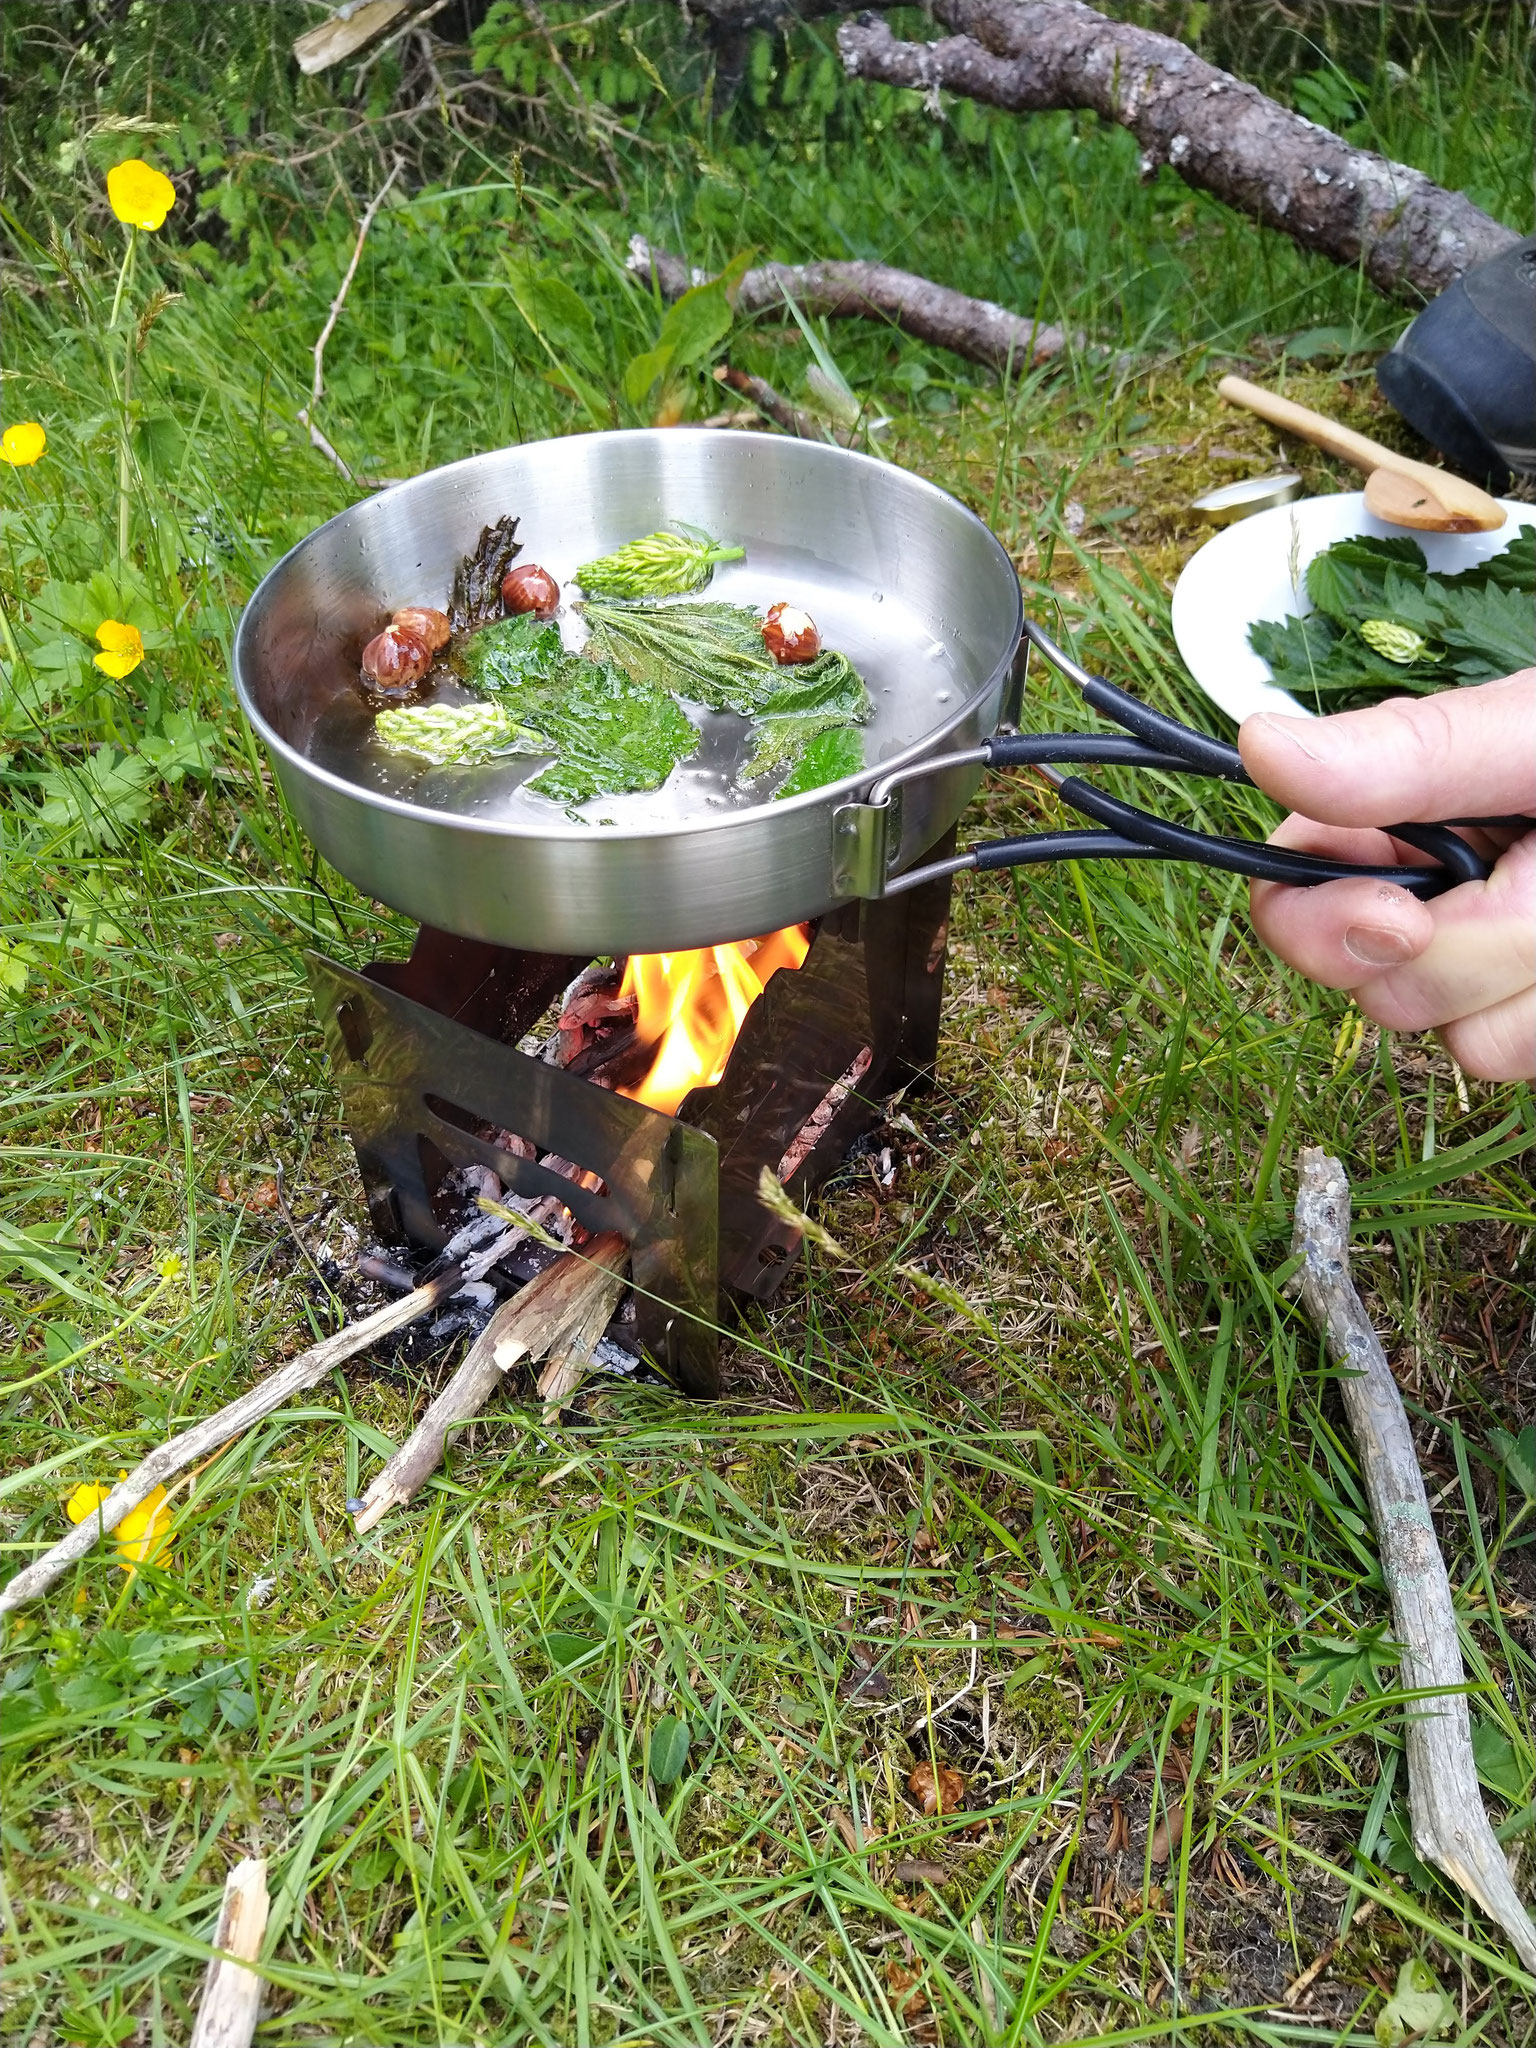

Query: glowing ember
[618,926,811,1115]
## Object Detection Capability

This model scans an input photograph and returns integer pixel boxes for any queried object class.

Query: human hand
[1238,671,1536,1081]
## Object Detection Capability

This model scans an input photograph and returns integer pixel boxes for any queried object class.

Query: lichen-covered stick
[1291,1148,1536,1971]
[0,1265,478,1617]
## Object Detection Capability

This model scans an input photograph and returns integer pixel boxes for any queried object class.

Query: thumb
[1239,670,1536,827]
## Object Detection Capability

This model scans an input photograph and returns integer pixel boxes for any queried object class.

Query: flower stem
[107,226,137,330]
[114,229,137,566]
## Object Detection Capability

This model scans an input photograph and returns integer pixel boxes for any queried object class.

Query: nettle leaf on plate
[1438,580,1535,678]
[1305,534,1424,624]
[1440,521,1534,593]
[1247,612,1384,696]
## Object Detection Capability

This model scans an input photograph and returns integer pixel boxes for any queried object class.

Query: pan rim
[232,426,1023,848]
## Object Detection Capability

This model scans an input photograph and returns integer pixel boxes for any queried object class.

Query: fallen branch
[834,1,1518,302]
[297,157,403,489]
[1291,1149,1536,1971]
[350,1234,628,1531]
[293,1,448,76]
[630,236,1070,372]
[190,1856,269,2048]
[715,363,840,443]
[0,1233,517,1615]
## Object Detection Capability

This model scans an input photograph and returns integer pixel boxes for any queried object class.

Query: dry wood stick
[1291,1149,1536,1971]
[351,1234,629,1531]
[189,1856,269,2048]
[631,237,1070,373]
[0,1269,466,1616]
[297,156,402,488]
[713,363,840,444]
[831,1,1516,302]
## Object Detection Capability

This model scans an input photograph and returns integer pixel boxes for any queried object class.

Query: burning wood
[777,1046,872,1182]
[616,927,811,1115]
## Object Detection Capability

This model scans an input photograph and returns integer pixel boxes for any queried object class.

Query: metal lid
[1190,472,1304,525]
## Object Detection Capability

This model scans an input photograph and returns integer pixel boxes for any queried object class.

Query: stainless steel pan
[234,429,1495,952]
[233,429,1023,955]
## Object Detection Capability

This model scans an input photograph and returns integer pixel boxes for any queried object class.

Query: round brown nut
[502,564,560,618]
[360,623,433,699]
[761,601,821,665]
[391,605,451,652]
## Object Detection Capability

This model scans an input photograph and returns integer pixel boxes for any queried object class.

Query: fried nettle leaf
[453,611,566,692]
[584,599,872,792]
[528,661,698,804]
[585,600,871,720]
[583,600,780,711]
[739,654,870,793]
[383,612,698,800]
[1250,523,1535,704]
[773,723,865,798]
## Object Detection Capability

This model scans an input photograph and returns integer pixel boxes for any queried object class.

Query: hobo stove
[306,842,955,1398]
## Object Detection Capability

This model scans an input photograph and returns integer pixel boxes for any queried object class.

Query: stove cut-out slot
[424,1092,611,1199]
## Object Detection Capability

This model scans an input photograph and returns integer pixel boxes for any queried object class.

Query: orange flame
[618,926,811,1115]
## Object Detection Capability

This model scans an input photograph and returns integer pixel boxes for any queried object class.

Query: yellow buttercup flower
[106,158,176,232]
[66,1473,173,1572]
[93,619,144,679]
[0,422,46,466]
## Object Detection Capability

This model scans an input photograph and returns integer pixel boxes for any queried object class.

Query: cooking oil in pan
[305,560,973,831]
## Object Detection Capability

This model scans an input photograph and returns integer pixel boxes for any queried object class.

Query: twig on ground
[714,364,839,443]
[189,1857,269,2048]
[350,1233,628,1531]
[631,237,1070,373]
[832,2,1515,302]
[1290,1148,1536,1971]
[297,156,403,489]
[0,1233,520,1615]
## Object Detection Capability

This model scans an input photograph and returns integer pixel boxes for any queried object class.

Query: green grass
[2,4,1534,2042]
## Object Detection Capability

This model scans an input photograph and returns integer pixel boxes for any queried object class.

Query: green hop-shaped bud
[575,526,745,599]
[375,700,539,767]
[1358,618,1433,665]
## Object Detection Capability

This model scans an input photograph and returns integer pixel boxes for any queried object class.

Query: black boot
[1376,233,1536,494]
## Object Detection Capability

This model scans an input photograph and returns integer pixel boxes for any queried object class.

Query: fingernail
[1345,924,1414,967]
[1250,713,1324,761]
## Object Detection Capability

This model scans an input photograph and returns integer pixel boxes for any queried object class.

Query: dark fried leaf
[449,515,522,632]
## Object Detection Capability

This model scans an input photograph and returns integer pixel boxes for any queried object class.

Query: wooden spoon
[1217,374,1504,533]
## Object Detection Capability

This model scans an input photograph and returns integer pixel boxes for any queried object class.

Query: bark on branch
[629,235,1071,371]
[1291,1149,1536,1971]
[834,2,1517,302]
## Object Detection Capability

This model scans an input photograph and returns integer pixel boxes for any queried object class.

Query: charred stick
[1291,1150,1536,1969]
[778,1047,873,1182]
[0,1267,469,1616]
[350,1233,630,1531]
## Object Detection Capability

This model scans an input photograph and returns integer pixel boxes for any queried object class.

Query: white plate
[1170,491,1532,724]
